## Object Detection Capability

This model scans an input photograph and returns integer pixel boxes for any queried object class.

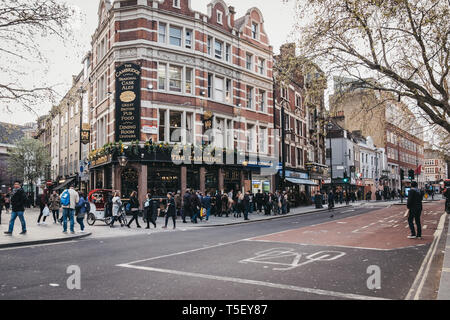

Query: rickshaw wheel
[87,213,96,226]
[104,216,112,225]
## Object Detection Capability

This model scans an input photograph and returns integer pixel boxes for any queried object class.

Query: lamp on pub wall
[118,154,128,167]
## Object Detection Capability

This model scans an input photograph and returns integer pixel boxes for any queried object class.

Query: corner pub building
[88,0,276,205]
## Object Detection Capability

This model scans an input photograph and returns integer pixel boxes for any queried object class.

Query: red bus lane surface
[250,202,446,250]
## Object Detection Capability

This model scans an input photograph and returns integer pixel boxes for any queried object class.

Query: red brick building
[88,0,276,203]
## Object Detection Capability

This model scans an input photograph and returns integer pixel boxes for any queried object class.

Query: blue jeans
[63,208,75,232]
[249,202,254,213]
[77,216,85,231]
[205,207,211,220]
[8,211,26,233]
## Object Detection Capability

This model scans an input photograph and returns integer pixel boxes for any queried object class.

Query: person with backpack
[76,192,89,233]
[60,185,80,234]
[127,191,141,228]
[48,191,61,224]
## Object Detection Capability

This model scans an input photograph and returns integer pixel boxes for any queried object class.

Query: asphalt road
[0,202,446,300]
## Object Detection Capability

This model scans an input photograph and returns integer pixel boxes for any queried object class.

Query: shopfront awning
[53,178,75,191]
[286,177,318,186]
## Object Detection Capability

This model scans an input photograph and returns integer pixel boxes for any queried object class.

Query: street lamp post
[327,122,334,193]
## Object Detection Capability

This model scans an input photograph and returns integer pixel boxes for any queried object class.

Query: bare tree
[0,0,77,114]
[7,137,51,196]
[286,0,450,134]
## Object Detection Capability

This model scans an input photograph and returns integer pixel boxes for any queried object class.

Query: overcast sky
[3,0,297,126]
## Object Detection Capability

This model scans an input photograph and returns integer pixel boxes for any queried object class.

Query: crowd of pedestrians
[2,182,449,237]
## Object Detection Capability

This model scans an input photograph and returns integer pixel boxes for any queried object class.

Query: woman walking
[144,193,158,229]
[48,191,61,224]
[162,192,176,229]
[127,191,141,228]
[76,192,88,233]
[110,191,123,228]
[37,192,49,225]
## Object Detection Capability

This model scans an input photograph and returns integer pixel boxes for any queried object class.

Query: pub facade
[88,0,276,205]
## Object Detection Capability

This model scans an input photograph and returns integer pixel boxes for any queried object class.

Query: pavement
[0,201,365,248]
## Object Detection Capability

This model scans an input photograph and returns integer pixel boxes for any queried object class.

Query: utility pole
[327,121,334,193]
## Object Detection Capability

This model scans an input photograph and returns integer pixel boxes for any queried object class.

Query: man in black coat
[4,181,27,235]
[407,181,423,239]
[444,186,450,214]
[182,189,191,223]
[255,190,264,214]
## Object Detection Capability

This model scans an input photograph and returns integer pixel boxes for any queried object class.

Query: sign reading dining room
[115,63,141,142]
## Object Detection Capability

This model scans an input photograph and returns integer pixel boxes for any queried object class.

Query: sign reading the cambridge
[115,63,141,142]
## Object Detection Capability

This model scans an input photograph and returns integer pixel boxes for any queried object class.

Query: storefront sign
[115,63,141,142]
[282,170,309,180]
[80,123,90,145]
[142,125,158,134]
[91,155,111,167]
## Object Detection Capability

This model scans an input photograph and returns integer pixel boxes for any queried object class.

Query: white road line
[116,263,389,300]
[406,213,447,300]
[122,239,245,266]
[244,239,391,251]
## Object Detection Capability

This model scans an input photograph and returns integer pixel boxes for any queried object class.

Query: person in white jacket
[61,185,80,234]
[110,191,123,228]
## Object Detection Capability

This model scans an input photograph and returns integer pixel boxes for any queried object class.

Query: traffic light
[343,171,349,183]
[400,169,404,181]
[408,169,415,180]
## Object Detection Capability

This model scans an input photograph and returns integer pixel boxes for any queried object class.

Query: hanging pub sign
[80,123,91,145]
[115,63,141,142]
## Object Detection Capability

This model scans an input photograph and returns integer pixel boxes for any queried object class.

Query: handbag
[43,205,50,217]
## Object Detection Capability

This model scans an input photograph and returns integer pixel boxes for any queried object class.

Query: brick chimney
[228,6,236,27]
[280,43,296,58]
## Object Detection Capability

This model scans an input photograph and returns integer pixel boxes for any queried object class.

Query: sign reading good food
[115,63,141,142]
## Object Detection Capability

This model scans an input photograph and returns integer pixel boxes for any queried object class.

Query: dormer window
[252,22,258,39]
[217,11,223,25]
[173,0,180,8]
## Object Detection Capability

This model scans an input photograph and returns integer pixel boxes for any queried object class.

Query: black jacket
[407,188,423,212]
[129,196,139,209]
[166,198,176,216]
[11,188,27,212]
[147,198,160,216]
